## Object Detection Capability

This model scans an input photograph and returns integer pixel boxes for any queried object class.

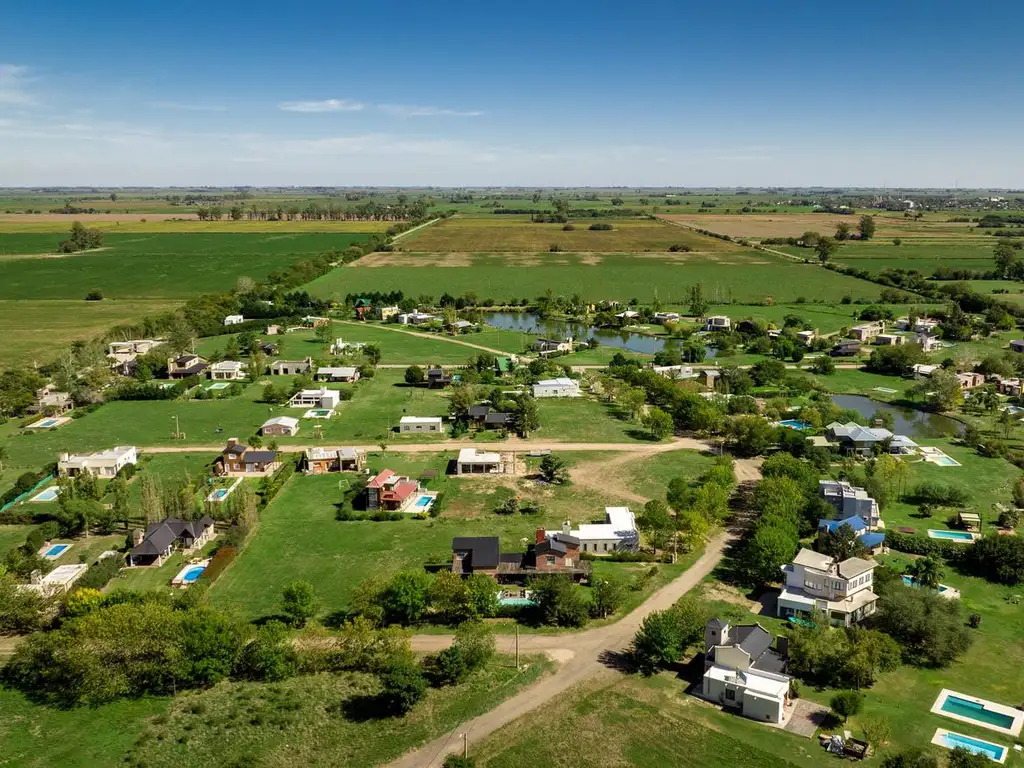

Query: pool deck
[930,688,1024,737]
[171,558,211,587]
[931,728,1007,764]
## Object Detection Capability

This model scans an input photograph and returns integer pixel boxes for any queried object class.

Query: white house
[208,360,248,381]
[777,548,878,626]
[912,363,939,377]
[797,330,816,345]
[397,311,436,325]
[532,377,581,398]
[653,312,681,325]
[456,447,503,475]
[704,315,731,332]
[223,314,244,326]
[546,507,638,554]
[288,388,341,409]
[850,321,884,341]
[615,310,640,320]
[533,337,574,355]
[652,364,695,380]
[914,332,942,352]
[58,446,138,478]
[874,333,905,346]
[315,366,360,383]
[700,618,791,725]
[399,416,444,433]
[21,563,89,595]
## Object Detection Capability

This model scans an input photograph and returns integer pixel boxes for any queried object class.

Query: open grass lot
[0,298,169,368]
[624,450,718,501]
[310,252,889,305]
[0,524,33,556]
[0,216,392,233]
[827,241,997,274]
[965,280,1024,304]
[534,398,649,443]
[196,322,527,364]
[707,303,941,335]
[801,367,916,400]
[470,674,814,768]
[399,216,734,253]
[0,232,368,300]
[0,658,551,768]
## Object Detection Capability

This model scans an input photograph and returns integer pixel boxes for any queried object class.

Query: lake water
[830,394,964,439]
[483,311,717,358]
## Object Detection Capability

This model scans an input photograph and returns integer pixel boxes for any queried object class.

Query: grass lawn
[123,657,551,768]
[469,674,814,768]
[400,217,733,253]
[830,242,997,274]
[0,298,170,368]
[0,219,393,234]
[308,251,888,305]
[0,524,33,556]
[534,398,649,443]
[623,450,718,501]
[561,346,652,365]
[0,658,552,768]
[0,232,369,300]
[801,367,916,401]
[114,537,221,593]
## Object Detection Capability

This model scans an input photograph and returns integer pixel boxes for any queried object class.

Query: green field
[401,217,736,252]
[828,242,997,274]
[310,251,891,305]
[0,658,551,768]
[0,298,168,368]
[0,232,368,300]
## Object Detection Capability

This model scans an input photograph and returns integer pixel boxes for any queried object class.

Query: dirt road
[385,458,761,768]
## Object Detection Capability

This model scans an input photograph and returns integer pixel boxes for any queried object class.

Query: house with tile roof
[777,548,879,627]
[127,516,216,567]
[366,469,420,511]
[816,515,886,553]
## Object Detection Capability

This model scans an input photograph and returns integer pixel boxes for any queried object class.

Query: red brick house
[366,469,420,512]
[215,439,280,475]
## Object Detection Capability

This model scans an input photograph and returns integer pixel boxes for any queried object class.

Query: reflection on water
[831,394,964,439]
[484,311,717,358]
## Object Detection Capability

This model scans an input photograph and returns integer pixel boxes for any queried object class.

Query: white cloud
[379,104,482,117]
[148,100,227,112]
[0,64,35,105]
[278,99,364,113]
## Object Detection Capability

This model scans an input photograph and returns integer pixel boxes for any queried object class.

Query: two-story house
[700,618,792,725]
[777,548,878,626]
[366,469,420,512]
[167,354,209,379]
[704,315,731,332]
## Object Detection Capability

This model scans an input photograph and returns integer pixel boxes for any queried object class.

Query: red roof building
[366,469,420,511]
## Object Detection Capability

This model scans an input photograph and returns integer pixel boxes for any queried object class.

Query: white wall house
[818,479,881,528]
[397,311,436,325]
[532,377,581,398]
[533,337,573,355]
[399,416,444,433]
[777,548,878,627]
[315,366,360,383]
[700,619,791,725]
[704,315,731,331]
[546,507,638,554]
[223,314,244,326]
[58,446,138,478]
[456,447,503,475]
[652,364,694,380]
[288,388,341,409]
[209,361,248,381]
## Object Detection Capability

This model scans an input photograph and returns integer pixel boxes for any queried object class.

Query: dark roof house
[128,516,216,567]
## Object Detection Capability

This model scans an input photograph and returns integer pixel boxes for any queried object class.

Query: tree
[881,747,938,768]
[810,355,835,375]
[539,454,570,484]
[381,571,432,626]
[363,343,382,366]
[620,386,647,420]
[443,757,477,768]
[404,365,426,386]
[743,521,798,584]
[830,690,863,721]
[234,620,298,681]
[314,322,334,348]
[948,747,995,768]
[528,574,590,627]
[965,534,1024,585]
[110,475,130,531]
[638,499,673,552]
[642,407,674,440]
[905,556,943,589]
[377,660,427,716]
[800,230,820,247]
[452,620,495,670]
[910,368,963,412]
[632,609,683,675]
[815,236,838,263]
[994,240,1018,278]
[85,288,104,301]
[858,215,876,240]
[512,395,540,437]
[281,580,318,627]
[874,587,972,666]
[688,283,709,318]
[861,716,891,752]
[835,221,852,241]
[728,416,777,457]
[819,523,867,561]
[590,576,625,619]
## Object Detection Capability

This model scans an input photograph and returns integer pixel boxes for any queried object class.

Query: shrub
[424,646,468,687]
[85,288,104,301]
[561,224,576,231]
[968,613,982,628]
[588,223,613,231]
[830,690,864,721]
[75,553,124,591]
[377,661,428,716]
[199,545,237,585]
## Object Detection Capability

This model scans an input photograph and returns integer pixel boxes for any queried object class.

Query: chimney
[536,528,546,544]
[132,528,144,546]
[776,635,789,659]
[562,520,571,535]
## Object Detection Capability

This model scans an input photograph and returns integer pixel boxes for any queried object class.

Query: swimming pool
[31,487,60,503]
[303,408,334,419]
[928,529,976,542]
[902,575,960,598]
[932,729,1008,763]
[207,382,230,390]
[40,543,71,559]
[413,494,435,510]
[500,596,536,607]
[933,456,961,466]
[171,559,211,586]
[211,489,228,500]
[776,419,811,430]
[27,416,71,429]
[931,689,1024,736]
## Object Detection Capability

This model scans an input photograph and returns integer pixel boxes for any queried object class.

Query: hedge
[884,530,968,562]
[258,457,297,509]
[200,545,237,585]
[76,554,125,590]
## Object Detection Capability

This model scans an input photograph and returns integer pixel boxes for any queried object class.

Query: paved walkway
[385,459,761,768]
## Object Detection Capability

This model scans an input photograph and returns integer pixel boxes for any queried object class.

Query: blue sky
[1,0,1022,186]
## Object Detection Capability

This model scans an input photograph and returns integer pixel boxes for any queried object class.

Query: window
[603,542,608,552]
[565,558,573,567]
[725,689,736,701]
[582,543,587,552]
[545,556,555,565]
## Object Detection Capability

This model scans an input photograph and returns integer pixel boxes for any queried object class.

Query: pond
[483,311,718,358]
[830,394,964,439]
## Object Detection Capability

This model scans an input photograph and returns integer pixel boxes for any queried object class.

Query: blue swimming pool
[902,575,954,594]
[42,543,70,558]
[777,419,811,430]
[928,530,976,542]
[182,565,207,584]
[938,730,1007,762]
[414,494,434,509]
[500,596,536,607]
[37,418,59,428]
[211,489,228,500]
[32,487,60,503]
[942,696,1016,730]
